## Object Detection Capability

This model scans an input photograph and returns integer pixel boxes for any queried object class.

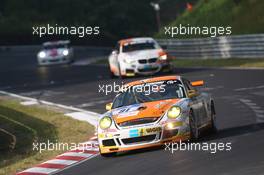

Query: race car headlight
[39,51,46,58]
[159,54,167,60]
[99,116,112,130]
[167,106,181,119]
[62,49,69,56]
[158,51,168,60]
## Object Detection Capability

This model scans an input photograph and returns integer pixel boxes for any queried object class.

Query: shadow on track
[200,122,264,142]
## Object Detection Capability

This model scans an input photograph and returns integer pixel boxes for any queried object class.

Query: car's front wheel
[109,69,115,79]
[189,109,199,141]
[209,102,217,133]
[117,62,124,79]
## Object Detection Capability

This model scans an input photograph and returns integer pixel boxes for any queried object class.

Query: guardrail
[0,45,111,58]
[157,34,264,59]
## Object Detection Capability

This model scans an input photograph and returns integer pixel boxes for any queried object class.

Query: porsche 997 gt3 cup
[37,40,74,66]
[97,75,217,156]
[108,37,172,78]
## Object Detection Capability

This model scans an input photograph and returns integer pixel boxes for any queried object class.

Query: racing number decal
[114,104,141,118]
[113,104,140,115]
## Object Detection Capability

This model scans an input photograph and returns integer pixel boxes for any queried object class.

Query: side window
[112,91,136,108]
[112,93,125,108]
[123,92,136,106]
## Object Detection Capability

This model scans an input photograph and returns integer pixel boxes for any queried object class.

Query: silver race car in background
[37,40,74,66]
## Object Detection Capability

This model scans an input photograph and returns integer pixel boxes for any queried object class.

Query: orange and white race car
[108,37,172,78]
[97,75,217,156]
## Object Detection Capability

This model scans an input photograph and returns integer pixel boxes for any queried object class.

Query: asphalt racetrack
[1,48,264,175]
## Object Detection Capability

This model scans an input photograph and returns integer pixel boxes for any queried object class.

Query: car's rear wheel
[189,109,199,141]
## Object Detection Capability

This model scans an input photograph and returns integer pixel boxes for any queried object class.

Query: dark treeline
[0,0,195,46]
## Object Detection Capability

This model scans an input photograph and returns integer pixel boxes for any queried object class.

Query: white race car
[108,37,172,78]
[37,40,74,66]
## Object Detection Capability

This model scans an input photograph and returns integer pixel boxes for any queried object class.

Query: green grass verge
[157,0,264,38]
[0,98,94,175]
[172,58,264,68]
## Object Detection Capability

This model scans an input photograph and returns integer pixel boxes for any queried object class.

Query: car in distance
[37,40,74,66]
[108,37,172,78]
[97,75,217,156]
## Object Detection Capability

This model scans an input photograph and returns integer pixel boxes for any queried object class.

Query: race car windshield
[122,42,157,52]
[112,81,186,109]
[44,44,69,50]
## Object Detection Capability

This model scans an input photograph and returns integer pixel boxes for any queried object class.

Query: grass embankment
[157,0,264,38]
[0,98,94,175]
[172,58,264,68]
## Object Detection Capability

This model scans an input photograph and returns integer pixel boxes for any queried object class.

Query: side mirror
[188,90,198,98]
[111,50,118,55]
[191,80,204,87]
[106,103,113,111]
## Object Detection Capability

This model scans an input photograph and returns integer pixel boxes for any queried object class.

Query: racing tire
[108,64,117,79]
[67,59,75,65]
[169,64,175,73]
[117,62,124,79]
[161,64,173,74]
[109,70,115,79]
[167,64,174,73]
[209,102,218,134]
[189,109,199,141]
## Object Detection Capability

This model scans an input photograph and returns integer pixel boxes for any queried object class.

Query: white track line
[235,85,264,92]
[72,56,106,66]
[60,152,93,158]
[0,90,99,115]
[0,90,100,126]
[43,159,78,165]
[240,99,264,123]
[22,167,59,174]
